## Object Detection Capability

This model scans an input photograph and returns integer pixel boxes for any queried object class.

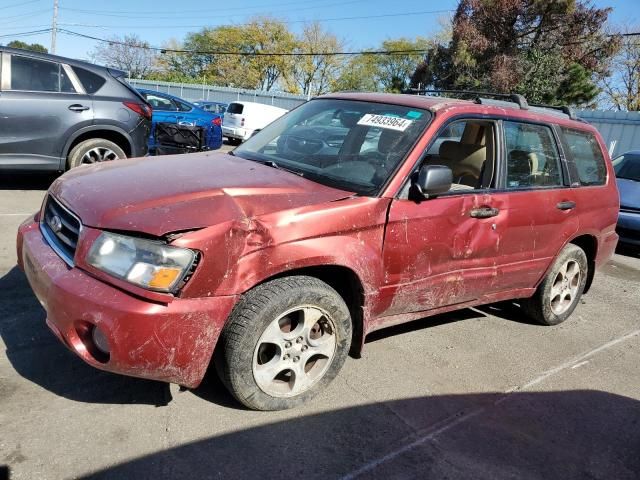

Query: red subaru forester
[17,93,619,410]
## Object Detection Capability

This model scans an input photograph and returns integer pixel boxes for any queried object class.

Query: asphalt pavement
[0,157,639,480]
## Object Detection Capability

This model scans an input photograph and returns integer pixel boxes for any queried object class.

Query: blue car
[193,100,228,115]
[137,89,223,152]
[613,151,640,247]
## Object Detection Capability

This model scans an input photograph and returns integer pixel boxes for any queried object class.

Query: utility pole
[51,0,59,54]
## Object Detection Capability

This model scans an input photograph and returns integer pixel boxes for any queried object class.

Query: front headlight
[87,232,196,293]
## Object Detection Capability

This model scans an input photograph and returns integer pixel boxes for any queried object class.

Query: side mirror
[412,165,452,199]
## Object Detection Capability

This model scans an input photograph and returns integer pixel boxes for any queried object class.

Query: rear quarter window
[561,128,607,186]
[227,103,244,114]
[71,66,106,94]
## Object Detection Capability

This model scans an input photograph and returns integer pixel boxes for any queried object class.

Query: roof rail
[402,89,529,110]
[529,103,577,121]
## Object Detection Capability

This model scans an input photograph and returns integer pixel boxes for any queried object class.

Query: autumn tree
[287,23,345,96]
[412,0,620,105]
[600,30,640,111]
[6,40,47,53]
[90,34,157,78]
[173,17,295,90]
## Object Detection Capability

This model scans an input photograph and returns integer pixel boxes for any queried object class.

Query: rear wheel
[523,244,588,325]
[67,139,126,169]
[215,276,352,410]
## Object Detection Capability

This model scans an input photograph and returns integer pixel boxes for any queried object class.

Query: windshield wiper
[261,160,304,176]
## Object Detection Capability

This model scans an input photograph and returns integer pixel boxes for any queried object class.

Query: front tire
[523,244,588,325]
[215,276,352,411]
[67,138,126,169]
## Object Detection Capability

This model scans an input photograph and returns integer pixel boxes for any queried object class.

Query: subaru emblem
[49,215,63,233]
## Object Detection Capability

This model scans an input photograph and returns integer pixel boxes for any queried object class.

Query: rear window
[561,128,607,186]
[227,103,244,114]
[71,66,106,94]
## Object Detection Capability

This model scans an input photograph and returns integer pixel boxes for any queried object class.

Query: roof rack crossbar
[402,89,529,110]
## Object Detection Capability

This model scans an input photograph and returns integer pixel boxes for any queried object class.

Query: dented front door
[379,192,511,317]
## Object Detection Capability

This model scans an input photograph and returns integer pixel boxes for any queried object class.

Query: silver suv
[0,47,151,171]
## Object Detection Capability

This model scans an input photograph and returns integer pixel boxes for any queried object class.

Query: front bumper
[17,219,237,388]
[617,210,640,246]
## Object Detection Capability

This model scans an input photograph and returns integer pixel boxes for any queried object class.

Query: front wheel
[523,244,588,325]
[215,276,352,411]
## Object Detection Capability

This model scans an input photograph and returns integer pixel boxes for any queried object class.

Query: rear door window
[561,128,607,186]
[10,55,75,93]
[504,121,563,188]
[227,103,244,114]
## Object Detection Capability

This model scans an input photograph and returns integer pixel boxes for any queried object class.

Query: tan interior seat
[438,141,487,187]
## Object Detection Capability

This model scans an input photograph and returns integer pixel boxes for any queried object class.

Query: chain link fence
[127,79,308,111]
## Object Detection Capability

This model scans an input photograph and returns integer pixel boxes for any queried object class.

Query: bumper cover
[17,220,237,388]
[617,210,640,245]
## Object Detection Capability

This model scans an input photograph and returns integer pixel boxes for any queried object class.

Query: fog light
[91,325,110,355]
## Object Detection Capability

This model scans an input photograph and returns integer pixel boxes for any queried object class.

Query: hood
[616,178,640,210]
[51,152,353,236]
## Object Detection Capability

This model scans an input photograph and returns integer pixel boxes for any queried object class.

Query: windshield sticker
[406,111,423,119]
[357,114,414,132]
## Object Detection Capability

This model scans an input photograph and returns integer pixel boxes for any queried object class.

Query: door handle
[68,104,90,112]
[556,201,576,211]
[469,207,500,218]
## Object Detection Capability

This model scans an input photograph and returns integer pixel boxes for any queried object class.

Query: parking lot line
[341,328,640,480]
[0,213,32,216]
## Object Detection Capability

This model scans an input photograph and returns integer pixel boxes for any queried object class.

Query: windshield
[613,154,640,182]
[233,98,431,195]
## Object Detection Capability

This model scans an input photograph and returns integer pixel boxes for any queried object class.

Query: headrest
[439,140,484,160]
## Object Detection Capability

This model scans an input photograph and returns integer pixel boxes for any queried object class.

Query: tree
[287,23,345,96]
[600,30,640,111]
[90,34,157,78]
[412,0,620,106]
[6,40,47,53]
[373,38,430,92]
[333,38,430,93]
[175,17,295,91]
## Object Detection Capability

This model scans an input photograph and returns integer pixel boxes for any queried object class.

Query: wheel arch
[63,126,133,168]
[250,264,366,358]
[568,234,598,294]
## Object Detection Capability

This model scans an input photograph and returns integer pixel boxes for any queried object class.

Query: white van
[223,101,288,145]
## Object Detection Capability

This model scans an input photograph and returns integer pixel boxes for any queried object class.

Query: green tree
[6,40,47,53]
[287,22,344,96]
[412,0,620,106]
[175,17,295,90]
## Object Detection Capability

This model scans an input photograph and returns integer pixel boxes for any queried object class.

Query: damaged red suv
[17,92,619,410]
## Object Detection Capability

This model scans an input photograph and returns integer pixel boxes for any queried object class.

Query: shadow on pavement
[78,390,639,479]
[0,173,60,191]
[616,243,640,259]
[0,266,172,406]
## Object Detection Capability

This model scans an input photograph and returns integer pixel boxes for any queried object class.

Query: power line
[3,0,44,10]
[55,9,454,29]
[60,0,370,19]
[0,28,52,40]
[58,28,430,56]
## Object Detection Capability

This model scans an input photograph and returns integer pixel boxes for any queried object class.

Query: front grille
[40,195,82,266]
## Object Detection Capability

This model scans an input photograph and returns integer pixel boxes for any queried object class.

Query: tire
[523,244,588,326]
[227,137,242,146]
[67,139,127,169]
[215,276,352,411]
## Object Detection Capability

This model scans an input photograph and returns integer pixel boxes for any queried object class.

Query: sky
[0,0,638,61]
